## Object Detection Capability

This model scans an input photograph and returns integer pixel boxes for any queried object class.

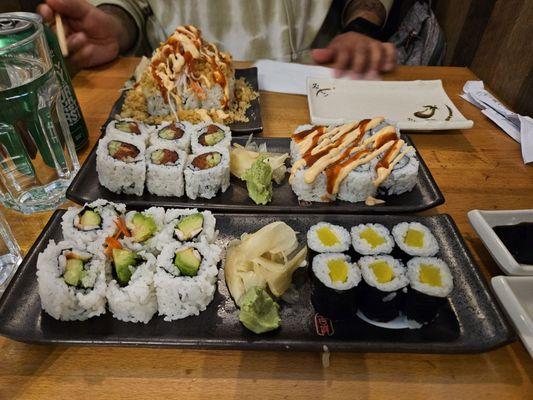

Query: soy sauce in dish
[493,222,533,265]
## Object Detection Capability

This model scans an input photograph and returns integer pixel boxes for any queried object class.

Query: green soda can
[8,12,89,151]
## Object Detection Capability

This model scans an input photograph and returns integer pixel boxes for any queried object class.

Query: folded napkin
[461,81,532,164]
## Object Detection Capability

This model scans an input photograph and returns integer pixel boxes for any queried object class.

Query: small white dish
[307,78,474,131]
[491,276,533,358]
[468,209,533,275]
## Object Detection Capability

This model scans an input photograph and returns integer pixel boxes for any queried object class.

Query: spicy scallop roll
[351,223,394,255]
[163,208,217,244]
[106,118,152,142]
[404,257,453,325]
[310,253,361,320]
[149,121,193,151]
[96,131,146,196]
[191,122,231,153]
[392,222,439,257]
[307,222,350,253]
[184,148,230,199]
[37,241,107,321]
[145,143,187,197]
[358,255,409,322]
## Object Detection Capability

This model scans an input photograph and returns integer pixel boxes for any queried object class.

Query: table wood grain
[1,58,532,400]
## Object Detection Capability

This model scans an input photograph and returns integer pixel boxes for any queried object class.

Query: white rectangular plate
[307,78,474,131]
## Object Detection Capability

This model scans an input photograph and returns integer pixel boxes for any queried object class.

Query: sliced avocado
[108,140,121,157]
[112,248,137,285]
[205,131,224,146]
[63,259,84,286]
[207,152,222,167]
[175,213,204,241]
[79,210,101,227]
[129,213,157,242]
[173,248,201,277]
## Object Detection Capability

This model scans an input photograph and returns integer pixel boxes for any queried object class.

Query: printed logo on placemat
[314,313,334,336]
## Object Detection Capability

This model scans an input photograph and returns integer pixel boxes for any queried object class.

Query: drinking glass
[0,210,22,295]
[0,15,79,213]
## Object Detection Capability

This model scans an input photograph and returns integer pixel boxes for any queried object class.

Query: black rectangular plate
[0,211,513,353]
[106,67,262,135]
[66,136,444,214]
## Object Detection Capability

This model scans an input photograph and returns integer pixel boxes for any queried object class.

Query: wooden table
[1,58,532,399]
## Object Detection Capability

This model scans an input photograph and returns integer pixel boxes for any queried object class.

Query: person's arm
[96,5,138,54]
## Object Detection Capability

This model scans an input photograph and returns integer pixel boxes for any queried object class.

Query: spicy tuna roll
[149,121,192,151]
[358,255,408,322]
[392,222,439,257]
[184,149,230,199]
[163,208,217,244]
[37,241,107,321]
[145,144,187,197]
[191,122,231,153]
[351,223,394,255]
[310,253,361,320]
[106,118,151,142]
[404,257,453,325]
[307,222,350,253]
[96,132,146,196]
[154,241,221,321]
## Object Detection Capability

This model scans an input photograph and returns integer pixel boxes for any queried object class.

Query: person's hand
[37,0,126,68]
[311,32,397,79]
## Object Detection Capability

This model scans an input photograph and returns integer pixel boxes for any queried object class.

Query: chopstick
[54,13,69,57]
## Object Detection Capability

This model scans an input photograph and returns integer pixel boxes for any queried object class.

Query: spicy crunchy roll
[184,148,230,199]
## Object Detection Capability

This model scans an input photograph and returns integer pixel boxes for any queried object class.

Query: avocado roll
[358,255,408,322]
[310,253,361,320]
[351,223,394,255]
[121,207,167,254]
[96,132,146,196]
[404,257,454,325]
[184,148,230,199]
[392,222,439,257]
[37,241,107,321]
[191,122,231,153]
[307,222,350,253]
[154,240,221,321]
[163,208,217,244]
[145,143,187,197]
[149,121,192,151]
[106,248,158,323]
[106,118,152,142]
[378,145,419,196]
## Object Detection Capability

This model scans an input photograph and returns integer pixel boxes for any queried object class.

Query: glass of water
[0,210,22,295]
[0,15,79,213]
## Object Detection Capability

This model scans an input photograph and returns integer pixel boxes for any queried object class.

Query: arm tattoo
[342,0,387,27]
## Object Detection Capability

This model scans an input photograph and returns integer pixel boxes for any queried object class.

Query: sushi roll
[145,143,187,197]
[404,257,453,325]
[154,241,221,321]
[96,132,146,196]
[37,241,107,321]
[307,222,350,253]
[120,207,167,254]
[310,253,361,320]
[106,118,151,142]
[61,200,126,251]
[184,148,230,200]
[351,223,394,255]
[163,208,217,244]
[392,222,439,257]
[149,121,192,151]
[358,255,409,322]
[106,248,158,323]
[379,145,419,196]
[337,161,378,203]
[191,122,231,153]
[290,169,335,203]
[290,124,323,162]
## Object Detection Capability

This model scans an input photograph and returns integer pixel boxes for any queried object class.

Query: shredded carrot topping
[104,236,122,257]
[114,217,131,237]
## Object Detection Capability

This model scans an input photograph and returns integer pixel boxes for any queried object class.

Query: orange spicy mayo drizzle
[325,149,370,194]
[292,126,326,144]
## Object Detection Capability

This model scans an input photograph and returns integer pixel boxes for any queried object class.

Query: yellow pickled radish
[360,227,386,248]
[369,261,394,283]
[405,229,424,248]
[327,259,348,283]
[317,227,340,247]
[419,264,442,287]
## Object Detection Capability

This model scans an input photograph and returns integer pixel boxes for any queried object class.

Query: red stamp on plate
[314,313,334,336]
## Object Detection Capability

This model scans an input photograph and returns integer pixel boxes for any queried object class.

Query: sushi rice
[162,208,217,244]
[392,222,439,256]
[149,120,193,151]
[190,122,232,153]
[359,255,408,292]
[307,222,350,253]
[406,257,453,297]
[121,207,168,254]
[106,118,153,142]
[379,146,419,196]
[351,223,394,255]
[312,253,361,291]
[145,143,187,197]
[184,148,230,200]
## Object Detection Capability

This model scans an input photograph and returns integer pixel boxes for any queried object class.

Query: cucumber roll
[163,208,217,244]
[106,248,158,323]
[96,131,146,196]
[405,257,453,325]
[310,253,361,320]
[191,122,231,153]
[154,241,221,321]
[307,222,350,253]
[337,161,378,203]
[184,149,230,199]
[379,145,419,196]
[121,207,167,254]
[358,255,408,322]
[392,222,439,257]
[351,223,394,255]
[37,241,107,321]
[106,118,152,142]
[145,143,187,197]
[149,121,193,151]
